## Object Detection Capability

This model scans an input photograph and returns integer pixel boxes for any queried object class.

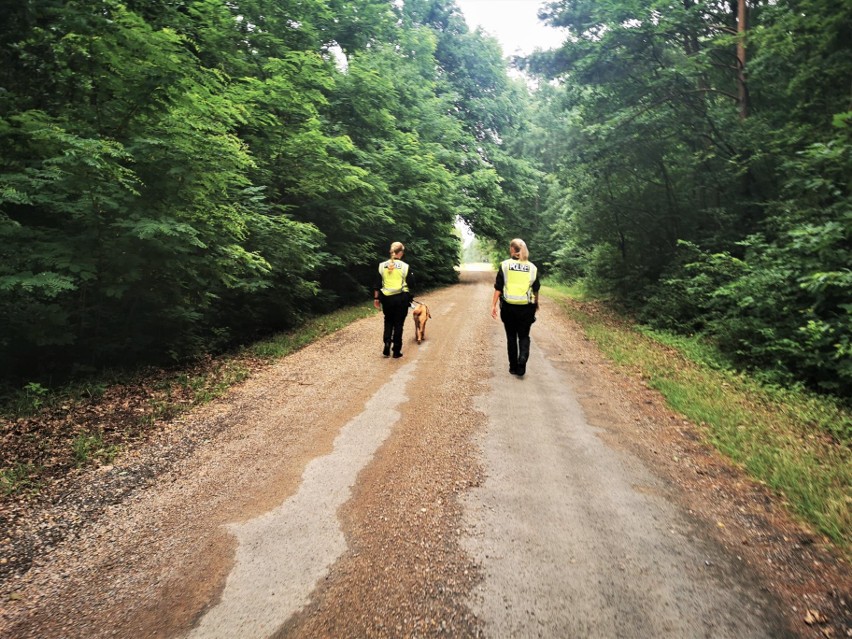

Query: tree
[0,0,322,377]
[524,0,852,396]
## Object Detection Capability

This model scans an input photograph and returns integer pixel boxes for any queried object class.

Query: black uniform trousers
[500,302,536,372]
[380,292,410,355]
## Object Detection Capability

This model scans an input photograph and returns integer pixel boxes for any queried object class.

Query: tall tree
[524,0,852,394]
[0,0,322,376]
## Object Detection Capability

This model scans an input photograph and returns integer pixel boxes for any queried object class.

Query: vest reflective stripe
[501,259,537,304]
[379,260,410,296]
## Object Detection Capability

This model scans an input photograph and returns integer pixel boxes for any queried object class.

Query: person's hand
[491,306,498,319]
[373,298,381,309]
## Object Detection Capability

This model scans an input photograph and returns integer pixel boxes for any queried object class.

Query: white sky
[454,0,567,57]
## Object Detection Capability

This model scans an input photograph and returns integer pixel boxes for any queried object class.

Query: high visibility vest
[501,259,537,305]
[379,260,410,296]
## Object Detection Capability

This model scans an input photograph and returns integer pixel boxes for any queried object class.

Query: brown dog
[412,302,431,344]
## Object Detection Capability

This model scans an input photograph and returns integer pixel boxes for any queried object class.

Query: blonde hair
[509,238,529,261]
[387,241,405,271]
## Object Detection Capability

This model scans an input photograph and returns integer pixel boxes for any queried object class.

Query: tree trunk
[736,0,749,119]
[682,0,700,57]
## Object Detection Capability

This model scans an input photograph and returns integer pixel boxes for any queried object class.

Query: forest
[1,0,849,402]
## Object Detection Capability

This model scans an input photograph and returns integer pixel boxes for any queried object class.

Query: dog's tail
[411,299,432,318]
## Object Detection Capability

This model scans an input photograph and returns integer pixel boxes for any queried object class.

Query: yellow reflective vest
[379,260,410,296]
[501,259,537,305]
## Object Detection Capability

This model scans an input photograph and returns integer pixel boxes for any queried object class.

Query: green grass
[72,432,120,468]
[2,304,377,419]
[3,378,117,421]
[1,462,43,496]
[247,305,376,359]
[544,284,852,551]
[2,303,379,493]
[125,305,377,429]
[541,277,596,301]
[635,326,733,371]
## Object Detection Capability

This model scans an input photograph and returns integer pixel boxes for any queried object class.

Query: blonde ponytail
[388,241,405,271]
[510,238,529,261]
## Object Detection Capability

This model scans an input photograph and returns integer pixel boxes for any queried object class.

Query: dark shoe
[392,352,403,358]
[518,337,530,367]
[382,342,390,357]
[509,365,519,375]
[517,337,530,376]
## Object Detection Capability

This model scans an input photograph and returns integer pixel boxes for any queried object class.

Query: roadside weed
[249,305,375,359]
[0,462,42,496]
[72,432,120,467]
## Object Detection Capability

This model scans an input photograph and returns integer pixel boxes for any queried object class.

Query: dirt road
[1,268,843,638]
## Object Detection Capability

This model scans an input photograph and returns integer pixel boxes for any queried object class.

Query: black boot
[517,337,530,376]
[382,341,391,357]
[506,339,519,375]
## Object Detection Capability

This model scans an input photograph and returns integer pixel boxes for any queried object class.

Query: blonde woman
[374,242,415,358]
[490,238,540,376]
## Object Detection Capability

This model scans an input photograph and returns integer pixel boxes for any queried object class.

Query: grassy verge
[1,304,379,496]
[544,282,851,550]
[247,305,376,359]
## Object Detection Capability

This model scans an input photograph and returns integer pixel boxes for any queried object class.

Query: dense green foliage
[0,0,538,384]
[525,0,851,399]
[2,0,848,403]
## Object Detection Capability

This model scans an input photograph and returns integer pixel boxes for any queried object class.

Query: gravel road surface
[464,308,788,638]
[1,267,831,638]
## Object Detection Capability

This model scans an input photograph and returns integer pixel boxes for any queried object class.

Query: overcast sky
[454,0,567,57]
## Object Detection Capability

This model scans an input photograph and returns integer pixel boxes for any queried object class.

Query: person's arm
[532,273,541,311]
[374,271,382,309]
[491,269,503,319]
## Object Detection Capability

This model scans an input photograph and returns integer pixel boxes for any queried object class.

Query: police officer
[374,241,414,358]
[490,238,540,376]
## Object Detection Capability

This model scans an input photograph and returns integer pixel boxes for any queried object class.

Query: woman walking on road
[374,241,414,358]
[491,238,540,376]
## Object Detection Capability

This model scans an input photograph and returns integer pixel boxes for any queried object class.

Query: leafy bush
[640,241,746,334]
[710,120,851,396]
